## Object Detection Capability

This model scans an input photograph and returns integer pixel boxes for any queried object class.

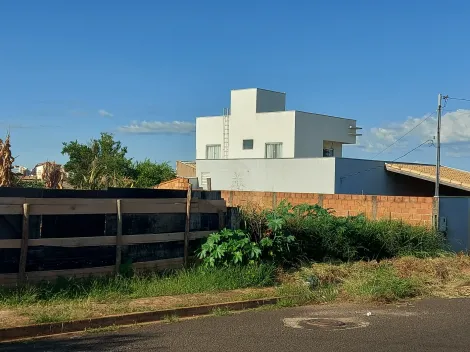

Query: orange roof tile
[385,163,470,191]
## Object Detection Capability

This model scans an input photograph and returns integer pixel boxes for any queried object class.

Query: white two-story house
[196,88,358,161]
[195,88,361,192]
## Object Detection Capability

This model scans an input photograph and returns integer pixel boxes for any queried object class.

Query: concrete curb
[0,297,281,342]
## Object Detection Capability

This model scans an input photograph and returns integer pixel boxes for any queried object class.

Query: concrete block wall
[221,191,435,226]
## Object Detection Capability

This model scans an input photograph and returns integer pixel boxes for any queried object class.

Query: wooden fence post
[184,185,192,268]
[115,199,122,275]
[18,203,30,284]
[218,210,225,230]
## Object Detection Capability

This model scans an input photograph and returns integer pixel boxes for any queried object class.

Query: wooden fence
[0,190,226,286]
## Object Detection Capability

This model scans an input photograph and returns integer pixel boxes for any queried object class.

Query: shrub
[197,229,262,267]
[197,220,297,267]
[259,203,298,264]
[239,200,447,264]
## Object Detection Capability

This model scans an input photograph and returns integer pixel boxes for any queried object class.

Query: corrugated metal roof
[385,163,470,191]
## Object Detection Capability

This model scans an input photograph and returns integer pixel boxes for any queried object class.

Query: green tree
[133,159,176,188]
[62,133,134,189]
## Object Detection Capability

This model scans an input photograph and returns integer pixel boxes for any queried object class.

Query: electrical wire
[339,139,434,182]
[447,97,470,103]
[371,112,436,159]
[393,139,434,162]
[340,94,463,182]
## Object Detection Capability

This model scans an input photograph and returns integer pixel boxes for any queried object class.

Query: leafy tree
[62,133,134,189]
[133,159,176,188]
[62,133,177,189]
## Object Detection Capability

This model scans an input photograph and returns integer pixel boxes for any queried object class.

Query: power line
[371,112,436,159]
[395,139,434,162]
[447,97,470,103]
[340,139,434,182]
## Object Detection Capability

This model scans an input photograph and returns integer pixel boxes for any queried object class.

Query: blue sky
[1,0,470,170]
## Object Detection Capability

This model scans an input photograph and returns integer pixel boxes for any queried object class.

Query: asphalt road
[3,298,470,352]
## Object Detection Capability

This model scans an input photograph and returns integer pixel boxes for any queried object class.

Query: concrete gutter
[0,297,281,342]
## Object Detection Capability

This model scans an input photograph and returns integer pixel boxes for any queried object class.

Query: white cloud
[442,143,470,157]
[354,109,470,157]
[118,120,195,135]
[98,109,114,117]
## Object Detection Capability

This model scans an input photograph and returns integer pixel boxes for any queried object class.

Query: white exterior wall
[196,116,224,160]
[196,88,295,160]
[195,111,296,160]
[294,111,357,158]
[228,88,294,159]
[228,110,295,159]
[196,158,336,193]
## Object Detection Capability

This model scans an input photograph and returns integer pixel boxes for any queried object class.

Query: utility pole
[434,94,443,229]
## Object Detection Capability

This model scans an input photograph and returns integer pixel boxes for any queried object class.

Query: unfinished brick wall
[154,177,190,190]
[221,191,435,226]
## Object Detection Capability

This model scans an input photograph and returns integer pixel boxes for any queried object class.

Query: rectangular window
[323,148,334,157]
[206,145,221,159]
[265,143,282,159]
[243,139,254,150]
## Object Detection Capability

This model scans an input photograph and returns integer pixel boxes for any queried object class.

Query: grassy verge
[0,264,276,305]
[0,264,277,327]
[278,254,470,307]
[2,255,470,329]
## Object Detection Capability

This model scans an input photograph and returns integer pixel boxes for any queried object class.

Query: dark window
[323,148,334,157]
[243,139,254,150]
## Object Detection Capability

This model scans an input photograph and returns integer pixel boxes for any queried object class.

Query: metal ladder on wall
[223,108,230,159]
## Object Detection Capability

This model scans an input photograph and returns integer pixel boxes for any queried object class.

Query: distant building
[176,161,196,178]
[32,163,46,179]
[12,165,29,176]
[32,162,64,180]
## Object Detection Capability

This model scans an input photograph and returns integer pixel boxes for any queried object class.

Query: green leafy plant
[260,210,296,264]
[197,229,262,267]
[238,200,445,264]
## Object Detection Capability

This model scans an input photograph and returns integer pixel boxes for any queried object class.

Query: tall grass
[241,201,447,263]
[341,264,420,302]
[293,260,423,303]
[0,263,276,306]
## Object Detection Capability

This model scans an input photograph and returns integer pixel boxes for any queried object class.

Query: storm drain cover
[301,319,357,330]
[283,318,369,331]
